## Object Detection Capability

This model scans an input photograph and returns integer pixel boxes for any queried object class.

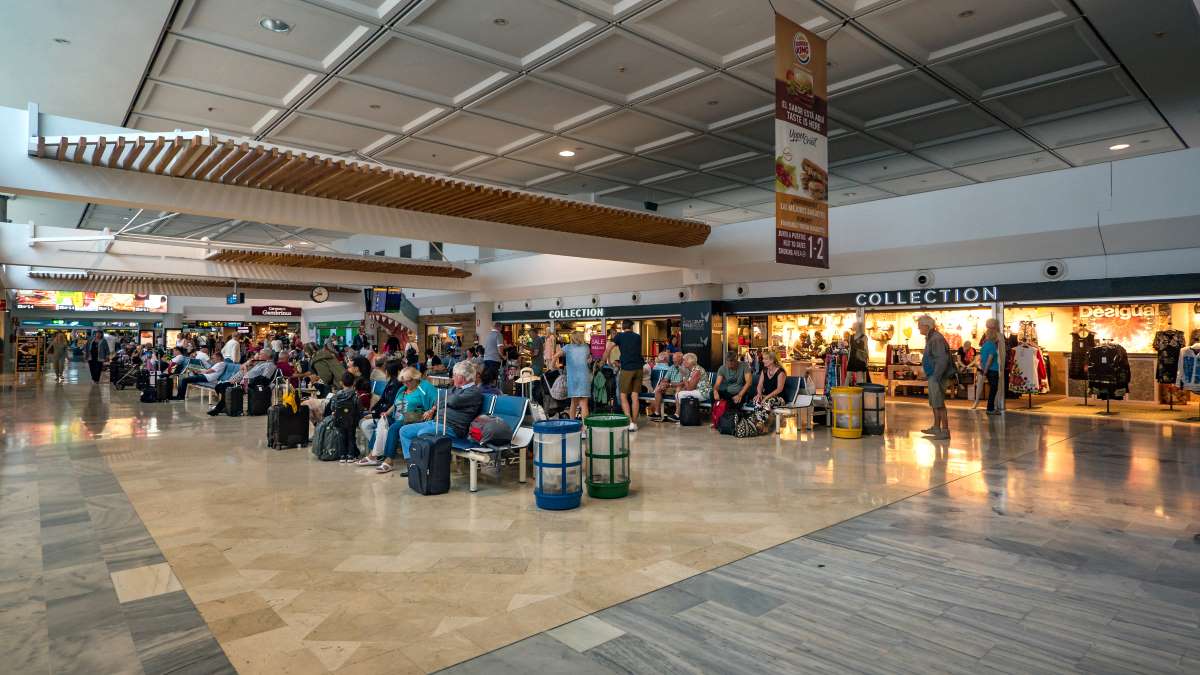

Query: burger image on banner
[773,14,829,268]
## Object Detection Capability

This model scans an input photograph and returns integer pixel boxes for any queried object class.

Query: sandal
[375,462,393,474]
[356,456,381,466]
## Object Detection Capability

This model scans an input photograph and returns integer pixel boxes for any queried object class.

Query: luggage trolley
[112,357,147,391]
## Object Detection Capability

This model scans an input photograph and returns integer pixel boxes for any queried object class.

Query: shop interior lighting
[259,17,292,33]
[1109,143,1131,150]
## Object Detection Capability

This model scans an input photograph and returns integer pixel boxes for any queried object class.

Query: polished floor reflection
[2,367,1197,674]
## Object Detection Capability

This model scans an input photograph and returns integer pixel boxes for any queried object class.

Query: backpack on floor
[310,417,344,461]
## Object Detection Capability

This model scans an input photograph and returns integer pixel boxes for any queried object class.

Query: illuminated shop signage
[251,305,301,317]
[14,289,168,313]
[548,307,605,320]
[1078,304,1155,320]
[855,286,998,307]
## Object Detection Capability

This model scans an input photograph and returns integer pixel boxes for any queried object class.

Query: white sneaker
[628,423,638,432]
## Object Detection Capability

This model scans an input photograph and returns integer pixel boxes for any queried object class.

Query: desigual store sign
[855,286,998,307]
[1078,304,1155,320]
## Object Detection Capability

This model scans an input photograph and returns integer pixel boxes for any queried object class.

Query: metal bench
[450,393,533,493]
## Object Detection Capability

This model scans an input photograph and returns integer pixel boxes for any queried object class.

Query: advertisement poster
[14,290,168,313]
[774,13,829,268]
[16,334,41,372]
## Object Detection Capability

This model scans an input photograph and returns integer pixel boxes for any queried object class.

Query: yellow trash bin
[830,386,864,439]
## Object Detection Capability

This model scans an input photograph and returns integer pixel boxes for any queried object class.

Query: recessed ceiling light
[845,192,856,196]
[1153,31,1167,38]
[294,241,313,247]
[52,37,71,44]
[1109,143,1131,151]
[284,243,294,249]
[616,65,626,73]
[368,104,381,110]
[706,100,720,106]
[259,17,292,33]
[493,18,508,26]
[558,150,576,157]
[957,10,975,18]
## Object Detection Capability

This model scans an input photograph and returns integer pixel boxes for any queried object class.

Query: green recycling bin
[584,414,630,499]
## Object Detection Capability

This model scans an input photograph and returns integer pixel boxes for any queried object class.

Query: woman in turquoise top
[358,367,439,468]
[979,319,1002,415]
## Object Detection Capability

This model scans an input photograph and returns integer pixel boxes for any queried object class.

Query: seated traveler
[714,353,752,406]
[357,367,437,470]
[174,357,227,400]
[672,353,711,421]
[376,361,482,476]
[207,348,277,415]
[648,352,685,421]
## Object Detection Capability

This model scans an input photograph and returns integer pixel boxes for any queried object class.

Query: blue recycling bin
[533,419,583,510]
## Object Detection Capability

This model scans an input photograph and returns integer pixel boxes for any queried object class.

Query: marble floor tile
[111,562,184,604]
[6,369,1200,673]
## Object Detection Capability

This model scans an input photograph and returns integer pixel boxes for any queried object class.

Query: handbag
[711,399,728,430]
[549,371,568,401]
[372,416,390,457]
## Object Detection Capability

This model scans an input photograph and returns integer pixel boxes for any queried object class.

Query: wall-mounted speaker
[816,279,831,293]
[736,285,746,297]
[914,270,934,287]
[523,301,530,309]
[496,302,504,311]
[591,296,599,305]
[555,298,562,307]
[631,292,640,303]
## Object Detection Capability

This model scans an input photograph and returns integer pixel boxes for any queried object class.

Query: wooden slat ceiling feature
[37,272,363,295]
[207,249,472,278]
[32,132,710,248]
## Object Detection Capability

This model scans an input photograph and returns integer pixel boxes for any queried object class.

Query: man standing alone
[917,314,952,439]
[605,320,644,432]
[483,322,504,385]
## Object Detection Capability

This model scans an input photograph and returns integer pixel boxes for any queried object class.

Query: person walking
[562,331,592,421]
[605,319,645,432]
[979,318,1003,416]
[917,315,953,439]
[85,331,110,383]
[49,331,70,382]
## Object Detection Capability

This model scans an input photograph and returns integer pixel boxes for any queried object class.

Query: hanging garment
[1009,343,1048,394]
[1087,343,1132,400]
[1153,330,1185,384]
[1017,321,1039,345]
[1177,347,1200,392]
[1069,331,1094,380]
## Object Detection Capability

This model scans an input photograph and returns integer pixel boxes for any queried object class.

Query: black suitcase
[678,397,701,426]
[267,404,310,449]
[226,386,244,417]
[140,387,158,403]
[247,382,271,416]
[408,434,451,495]
[156,376,173,402]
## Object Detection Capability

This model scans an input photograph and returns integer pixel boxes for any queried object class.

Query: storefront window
[1005,303,1193,354]
[865,308,993,361]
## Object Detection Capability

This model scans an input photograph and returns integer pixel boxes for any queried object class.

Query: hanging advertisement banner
[774,13,829,268]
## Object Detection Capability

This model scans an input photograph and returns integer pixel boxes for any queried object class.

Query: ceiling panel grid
[117,0,1189,227]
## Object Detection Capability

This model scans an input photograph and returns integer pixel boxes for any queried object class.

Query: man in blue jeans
[378,361,483,476]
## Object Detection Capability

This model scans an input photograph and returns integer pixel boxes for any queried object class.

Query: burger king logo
[792,31,811,65]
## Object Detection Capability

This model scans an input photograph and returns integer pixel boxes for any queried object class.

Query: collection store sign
[854,286,999,307]
[774,13,829,268]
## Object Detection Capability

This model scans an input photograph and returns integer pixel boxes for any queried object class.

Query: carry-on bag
[408,388,451,495]
[156,375,173,403]
[226,385,244,417]
[247,378,272,416]
[711,399,728,430]
[267,403,310,449]
[677,397,701,426]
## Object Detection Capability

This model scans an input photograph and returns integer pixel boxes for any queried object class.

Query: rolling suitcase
[247,380,272,416]
[677,396,701,426]
[267,404,310,449]
[408,389,451,495]
[156,375,173,402]
[226,385,244,417]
